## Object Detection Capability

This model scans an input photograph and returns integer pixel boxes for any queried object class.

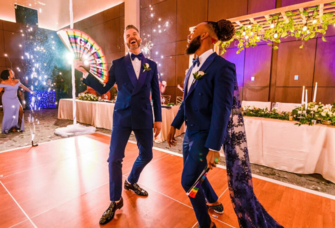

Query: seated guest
[76,77,87,95]
[86,86,97,96]
[101,91,111,100]
[110,84,118,102]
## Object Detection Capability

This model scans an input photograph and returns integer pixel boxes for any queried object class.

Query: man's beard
[186,35,201,55]
[127,39,141,50]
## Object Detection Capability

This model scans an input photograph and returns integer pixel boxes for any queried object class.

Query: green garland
[243,108,290,120]
[220,2,335,54]
[78,93,98,101]
[292,102,335,126]
[243,102,335,126]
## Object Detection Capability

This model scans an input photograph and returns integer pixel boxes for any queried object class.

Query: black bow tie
[192,57,200,67]
[131,53,144,61]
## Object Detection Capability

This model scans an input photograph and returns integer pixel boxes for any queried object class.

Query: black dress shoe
[207,203,224,214]
[124,180,148,196]
[99,197,124,225]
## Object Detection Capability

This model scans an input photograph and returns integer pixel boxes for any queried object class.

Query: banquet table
[241,116,335,184]
[58,99,335,183]
[58,99,185,142]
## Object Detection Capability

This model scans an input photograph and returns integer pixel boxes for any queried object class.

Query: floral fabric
[223,76,284,228]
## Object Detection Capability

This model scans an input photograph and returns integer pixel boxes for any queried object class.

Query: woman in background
[0,69,33,133]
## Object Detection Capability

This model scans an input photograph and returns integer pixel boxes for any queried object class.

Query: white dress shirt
[130,53,142,79]
[187,49,214,92]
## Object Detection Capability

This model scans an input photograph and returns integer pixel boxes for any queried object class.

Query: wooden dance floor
[1,133,334,228]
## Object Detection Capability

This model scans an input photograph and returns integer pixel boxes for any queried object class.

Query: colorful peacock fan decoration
[57,29,108,84]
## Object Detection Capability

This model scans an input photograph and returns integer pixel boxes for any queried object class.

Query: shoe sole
[213,210,224,215]
[207,206,224,215]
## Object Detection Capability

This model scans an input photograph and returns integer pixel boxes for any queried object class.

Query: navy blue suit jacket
[83,53,162,130]
[171,52,235,151]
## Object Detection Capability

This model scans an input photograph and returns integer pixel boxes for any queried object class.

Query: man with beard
[167,20,236,228]
[74,25,162,225]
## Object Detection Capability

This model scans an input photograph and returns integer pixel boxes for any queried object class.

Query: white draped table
[242,117,335,184]
[58,99,185,142]
[58,99,335,183]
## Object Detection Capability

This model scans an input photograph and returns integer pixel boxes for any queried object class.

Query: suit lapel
[185,52,217,100]
[132,56,148,95]
[125,53,137,89]
[184,66,193,99]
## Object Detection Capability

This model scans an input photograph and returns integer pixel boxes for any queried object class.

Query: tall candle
[305,89,308,111]
[301,86,305,105]
[313,82,318,103]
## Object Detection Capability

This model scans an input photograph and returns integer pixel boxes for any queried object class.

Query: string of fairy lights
[141,4,172,79]
[3,24,69,110]
[2,3,170,111]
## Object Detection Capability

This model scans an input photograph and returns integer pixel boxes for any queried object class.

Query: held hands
[167,126,177,147]
[207,150,220,170]
[154,121,162,138]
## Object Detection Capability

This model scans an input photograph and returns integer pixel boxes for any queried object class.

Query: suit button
[199,93,202,96]
[194,108,198,111]
[124,83,127,85]
[190,124,194,127]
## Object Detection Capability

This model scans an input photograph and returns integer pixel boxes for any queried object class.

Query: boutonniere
[143,63,151,72]
[192,71,206,84]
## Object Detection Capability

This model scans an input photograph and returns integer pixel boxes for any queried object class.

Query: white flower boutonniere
[143,63,151,72]
[192,71,207,84]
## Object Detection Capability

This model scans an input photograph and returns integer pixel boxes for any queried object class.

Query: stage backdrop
[139,0,335,104]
